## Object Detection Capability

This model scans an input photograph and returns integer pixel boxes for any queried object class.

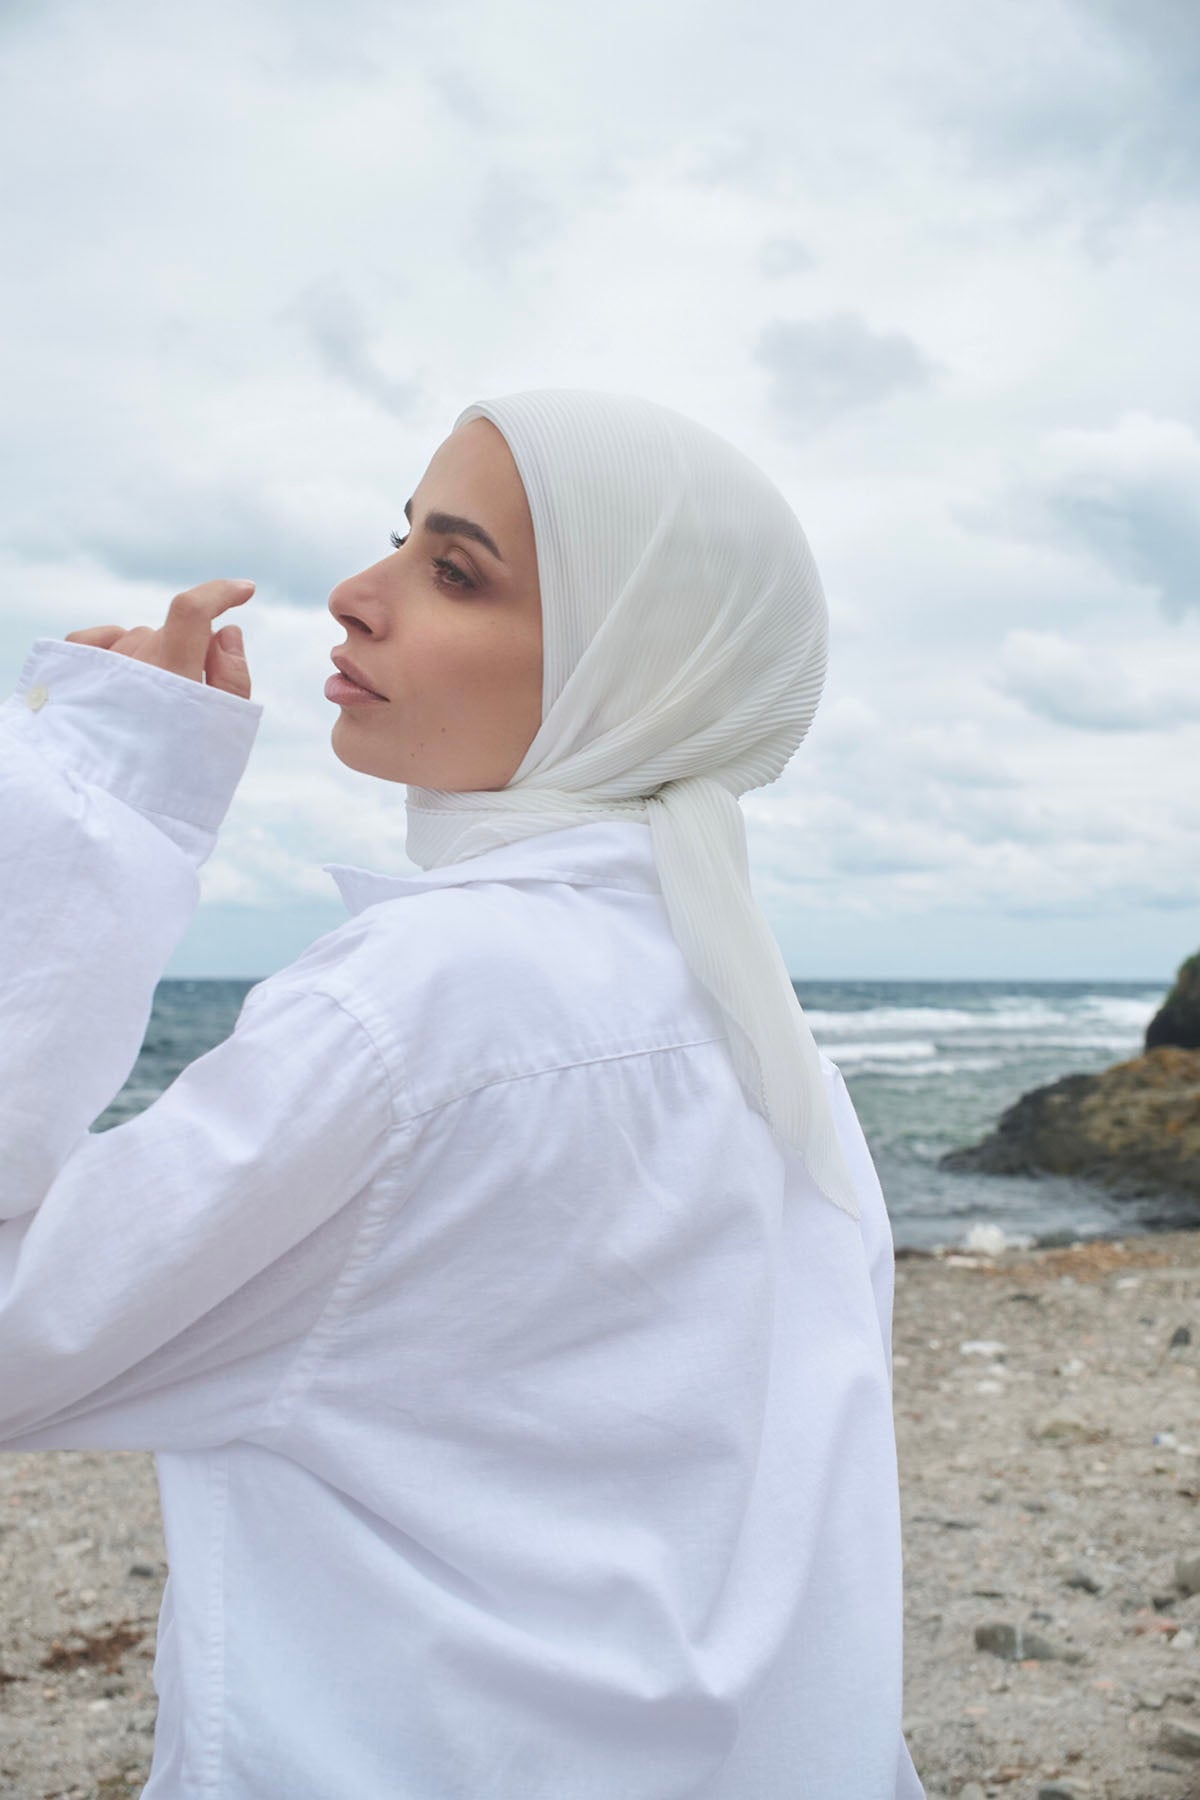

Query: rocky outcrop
[939,1045,1200,1202]
[1146,952,1200,1051]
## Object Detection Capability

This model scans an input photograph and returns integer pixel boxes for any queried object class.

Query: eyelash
[389,529,476,591]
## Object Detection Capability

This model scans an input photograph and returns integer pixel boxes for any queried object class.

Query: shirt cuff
[0,638,264,837]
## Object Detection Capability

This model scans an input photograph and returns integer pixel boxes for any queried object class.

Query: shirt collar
[322,820,660,917]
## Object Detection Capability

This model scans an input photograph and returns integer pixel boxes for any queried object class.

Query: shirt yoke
[245,877,738,1127]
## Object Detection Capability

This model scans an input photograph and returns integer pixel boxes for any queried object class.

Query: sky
[1,0,1196,983]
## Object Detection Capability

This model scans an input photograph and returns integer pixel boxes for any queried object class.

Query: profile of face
[326,417,543,790]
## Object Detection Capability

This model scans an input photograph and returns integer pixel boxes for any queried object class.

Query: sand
[4,1225,1200,1799]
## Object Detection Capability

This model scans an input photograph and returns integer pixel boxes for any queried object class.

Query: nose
[328,564,388,637]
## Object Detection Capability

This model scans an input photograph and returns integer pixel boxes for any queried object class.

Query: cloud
[276,278,422,420]
[962,414,1200,622]
[8,473,355,601]
[466,167,561,277]
[991,627,1200,730]
[751,311,937,435]
[757,235,815,278]
[931,0,1200,223]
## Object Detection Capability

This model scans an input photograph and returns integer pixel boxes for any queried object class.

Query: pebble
[974,1621,1061,1661]
[1030,1414,1105,1444]
[1159,1718,1200,1757]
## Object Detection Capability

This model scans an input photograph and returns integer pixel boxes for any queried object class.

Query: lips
[330,652,386,698]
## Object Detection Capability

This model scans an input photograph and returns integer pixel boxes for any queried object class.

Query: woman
[0,389,925,1798]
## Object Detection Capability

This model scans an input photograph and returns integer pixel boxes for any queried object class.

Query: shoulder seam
[399,1031,729,1126]
[240,980,410,1135]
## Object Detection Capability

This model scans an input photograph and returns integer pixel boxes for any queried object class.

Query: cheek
[393,616,501,711]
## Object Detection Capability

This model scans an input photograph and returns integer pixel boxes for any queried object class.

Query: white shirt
[0,637,925,1800]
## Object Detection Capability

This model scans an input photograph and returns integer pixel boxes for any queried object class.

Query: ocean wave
[838,1055,1007,1078]
[821,1039,941,1064]
[798,993,1164,1038]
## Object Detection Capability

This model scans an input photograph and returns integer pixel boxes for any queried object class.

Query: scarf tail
[644,778,862,1222]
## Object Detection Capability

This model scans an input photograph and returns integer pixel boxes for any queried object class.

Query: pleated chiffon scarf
[404,388,860,1221]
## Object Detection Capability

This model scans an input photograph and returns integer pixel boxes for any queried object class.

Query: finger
[63,626,128,647]
[204,624,252,700]
[159,579,255,680]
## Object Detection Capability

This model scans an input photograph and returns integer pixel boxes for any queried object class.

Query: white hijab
[404,388,860,1222]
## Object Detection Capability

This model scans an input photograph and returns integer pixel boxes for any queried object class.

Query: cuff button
[25,684,49,711]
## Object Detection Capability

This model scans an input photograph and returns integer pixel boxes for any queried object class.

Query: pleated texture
[404,388,860,1220]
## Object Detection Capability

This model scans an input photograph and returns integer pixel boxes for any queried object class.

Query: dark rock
[974,1620,1060,1660]
[938,1046,1200,1204]
[1159,1718,1200,1758]
[1147,953,1200,1051]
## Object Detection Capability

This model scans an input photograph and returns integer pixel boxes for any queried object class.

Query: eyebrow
[403,496,504,563]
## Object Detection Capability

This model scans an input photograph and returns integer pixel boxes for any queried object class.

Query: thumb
[205,624,252,698]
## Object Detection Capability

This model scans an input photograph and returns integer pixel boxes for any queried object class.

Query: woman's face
[326,417,543,790]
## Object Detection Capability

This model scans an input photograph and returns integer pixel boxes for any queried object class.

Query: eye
[432,556,476,591]
[390,530,477,592]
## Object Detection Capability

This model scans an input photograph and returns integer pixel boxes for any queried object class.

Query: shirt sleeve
[0,636,405,1452]
[0,977,403,1454]
[0,636,264,1221]
[824,1059,896,1390]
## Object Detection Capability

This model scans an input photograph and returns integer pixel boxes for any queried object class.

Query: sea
[93,976,1190,1255]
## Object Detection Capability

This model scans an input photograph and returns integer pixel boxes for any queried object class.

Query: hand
[64,579,255,699]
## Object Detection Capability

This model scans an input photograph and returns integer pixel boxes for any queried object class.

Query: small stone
[958,1784,987,1800]
[974,1620,1060,1661]
[1065,1565,1103,1594]
[1038,1783,1085,1799]
[1031,1414,1103,1444]
[1176,1553,1200,1595]
[1173,1628,1198,1650]
[128,1562,157,1579]
[1160,1717,1200,1757]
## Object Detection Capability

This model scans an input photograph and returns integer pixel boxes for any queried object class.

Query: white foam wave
[799,992,1165,1041]
[821,1039,940,1064]
[858,1055,1006,1078]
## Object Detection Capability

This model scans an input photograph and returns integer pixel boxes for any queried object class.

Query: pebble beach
[4,1224,1200,1800]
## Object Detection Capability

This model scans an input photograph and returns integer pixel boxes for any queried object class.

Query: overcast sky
[2,0,1196,982]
